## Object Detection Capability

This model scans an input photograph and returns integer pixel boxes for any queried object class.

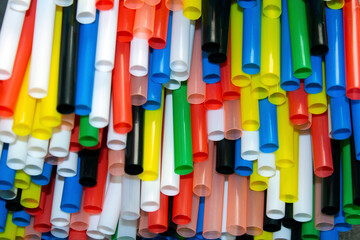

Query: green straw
[342,139,360,214]
[287,0,312,79]
[302,183,319,240]
[173,82,193,175]
[345,212,360,225]
[79,115,99,147]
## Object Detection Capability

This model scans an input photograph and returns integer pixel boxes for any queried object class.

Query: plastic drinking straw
[27,177,52,216]
[163,199,177,237]
[324,7,345,97]
[160,92,179,195]
[182,0,201,20]
[195,197,205,239]
[12,209,31,227]
[176,194,199,237]
[8,0,30,11]
[311,112,334,177]
[0,213,16,239]
[257,152,275,177]
[235,139,253,176]
[7,135,28,170]
[151,14,172,83]
[87,214,105,239]
[268,82,287,106]
[107,103,127,151]
[95,0,114,10]
[141,161,161,212]
[241,130,259,161]
[266,170,285,220]
[221,50,240,101]
[60,159,82,213]
[20,180,41,209]
[274,224,292,240]
[56,152,77,178]
[14,170,30,189]
[51,224,70,238]
[343,0,360,99]
[173,173,193,224]
[144,0,160,5]
[143,59,162,111]
[246,187,264,236]
[138,210,157,239]
[327,0,344,9]
[6,188,22,211]
[0,0,35,117]
[125,107,143,175]
[288,81,309,126]
[131,75,148,106]
[74,14,98,116]
[292,130,313,222]
[334,166,352,232]
[0,3,25,80]
[287,0,312,79]
[258,98,278,153]
[116,219,137,240]
[240,86,260,131]
[108,149,125,176]
[308,70,327,114]
[204,83,223,110]
[0,186,17,200]
[225,174,247,236]
[304,56,323,94]
[49,128,70,157]
[120,175,140,220]
[189,104,208,162]
[202,155,224,239]
[330,96,351,140]
[26,217,42,239]
[307,0,329,55]
[282,203,297,229]
[193,141,213,197]
[69,229,87,240]
[54,0,73,6]
[148,0,169,49]
[201,0,218,53]
[97,175,122,235]
[260,13,280,87]
[202,52,221,84]
[117,0,135,42]
[69,194,89,231]
[129,37,149,77]
[76,0,96,24]
[124,0,144,9]
[207,105,225,142]
[346,212,360,224]
[0,143,15,190]
[133,4,155,40]
[251,74,268,100]
[249,161,268,191]
[314,176,334,230]
[79,149,100,187]
[30,104,51,141]
[322,140,340,215]
[263,200,281,233]
[279,127,299,201]
[320,229,339,240]
[94,0,118,72]
[56,4,79,114]
[0,118,15,143]
[78,115,99,148]
[164,74,181,90]
[26,136,48,160]
[31,163,52,186]
[224,100,242,140]
[262,0,281,18]
[69,117,82,152]
[16,226,25,239]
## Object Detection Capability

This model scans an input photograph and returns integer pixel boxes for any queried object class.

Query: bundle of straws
[0,0,358,239]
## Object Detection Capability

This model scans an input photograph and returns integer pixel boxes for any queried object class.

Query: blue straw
[351,100,360,160]
[330,96,352,140]
[320,229,339,240]
[196,197,205,239]
[280,0,300,91]
[0,143,15,191]
[151,12,172,84]
[74,12,99,116]
[60,158,82,213]
[143,50,163,110]
[304,55,323,94]
[259,98,279,153]
[202,51,220,84]
[12,209,31,227]
[242,0,261,74]
[324,7,346,98]
[0,199,7,232]
[235,139,253,176]
[31,162,53,186]
[42,232,52,240]
[237,0,257,8]
[334,161,352,232]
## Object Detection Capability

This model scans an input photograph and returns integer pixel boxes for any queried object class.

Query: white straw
[49,128,71,157]
[0,3,25,80]
[24,155,44,176]
[50,174,70,227]
[27,136,49,159]
[76,0,96,24]
[170,10,190,73]
[9,0,31,11]
[241,130,259,161]
[207,106,225,141]
[121,174,140,221]
[129,37,149,77]
[116,218,137,240]
[221,179,229,234]
[257,151,276,177]
[54,0,73,7]
[28,0,56,98]
[160,90,179,196]
[107,100,127,150]
[98,175,122,235]
[87,214,105,239]
[89,70,112,128]
[51,225,70,239]
[0,117,16,143]
[266,170,285,220]
[56,151,78,178]
[163,76,181,90]
[141,162,161,212]
[95,0,119,72]
[0,186,17,200]
[293,129,313,222]
[273,223,291,240]
[7,135,28,170]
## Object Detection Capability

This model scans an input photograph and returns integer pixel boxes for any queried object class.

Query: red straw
[112,42,132,134]
[288,81,309,126]
[148,0,169,49]
[70,116,83,152]
[204,82,223,110]
[148,193,169,233]
[190,104,208,162]
[0,0,36,117]
[117,0,136,42]
[96,0,114,11]
[172,173,193,225]
[69,229,87,240]
[311,112,334,178]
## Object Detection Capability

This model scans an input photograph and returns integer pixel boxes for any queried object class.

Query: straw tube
[107,101,127,151]
[87,214,104,239]
[76,0,96,24]
[56,151,78,177]
[49,128,71,158]
[95,0,119,72]
[0,117,16,144]
[23,155,44,176]
[7,135,28,170]
[241,130,259,161]
[141,163,161,212]
[266,170,285,220]
[193,141,213,197]
[50,174,70,227]
[116,218,137,240]
[207,106,225,141]
[129,37,149,77]
[27,136,49,159]
[257,152,276,178]
[0,3,25,80]
[121,174,140,220]
[9,0,31,11]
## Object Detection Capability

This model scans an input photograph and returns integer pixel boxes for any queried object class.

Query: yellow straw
[183,0,201,20]
[31,100,53,140]
[16,226,25,240]
[262,0,282,18]
[0,212,17,239]
[241,85,260,131]
[14,170,31,189]
[250,161,268,191]
[251,74,269,100]
[268,83,286,106]
[308,62,327,115]
[327,0,344,10]
[20,181,41,208]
